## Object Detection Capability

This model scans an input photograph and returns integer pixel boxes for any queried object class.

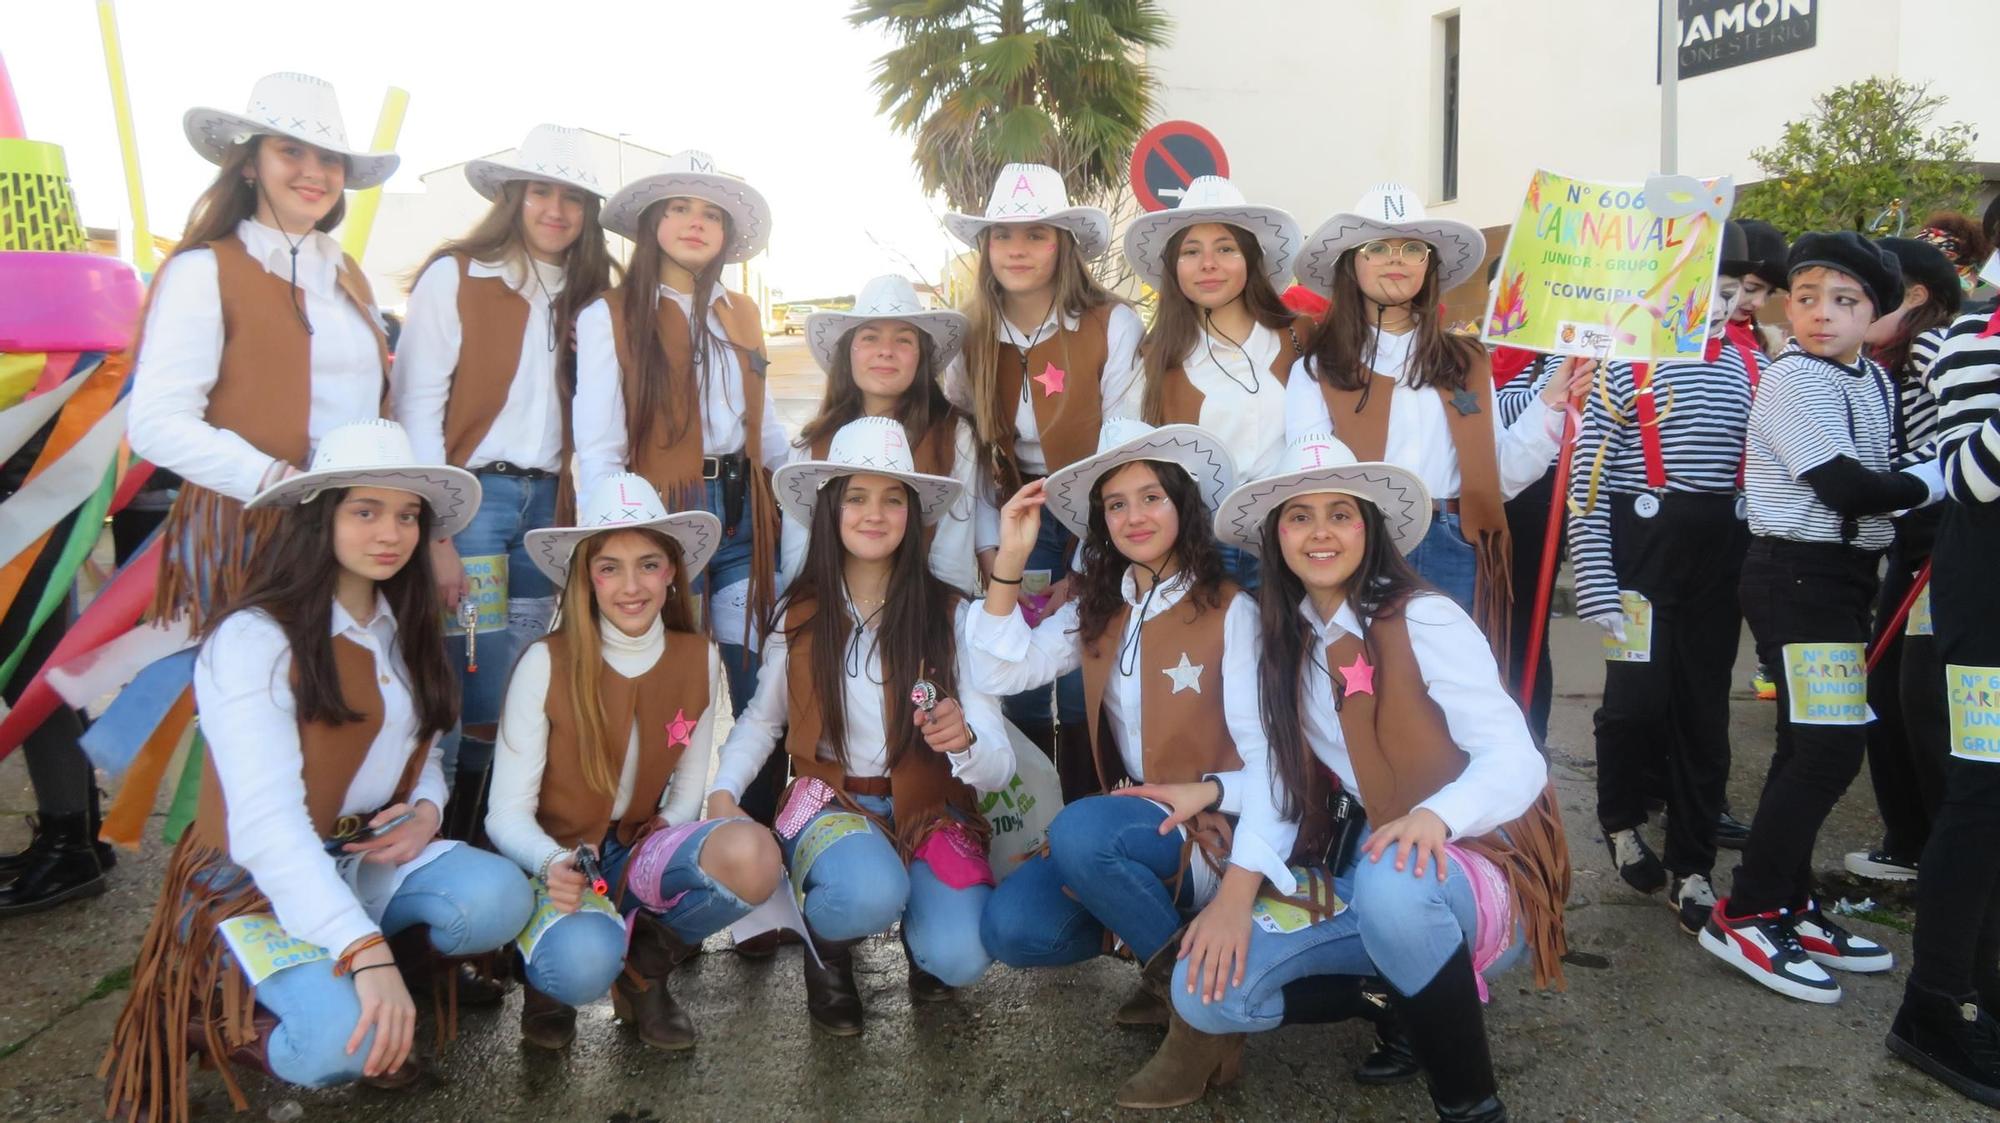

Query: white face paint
[1708,275,1743,336]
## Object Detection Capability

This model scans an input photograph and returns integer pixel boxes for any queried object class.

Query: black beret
[1787,231,1906,317]
[1876,237,1964,317]
[1729,219,1790,291]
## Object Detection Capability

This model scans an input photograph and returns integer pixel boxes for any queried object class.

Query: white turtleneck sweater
[486,615,721,875]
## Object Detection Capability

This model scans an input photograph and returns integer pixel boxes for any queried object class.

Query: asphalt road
[0,338,1974,1120]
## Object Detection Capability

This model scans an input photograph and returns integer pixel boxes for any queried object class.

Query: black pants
[1,511,90,817]
[1912,500,2000,999]
[1861,539,1950,859]
[1732,536,1881,913]
[1504,469,1560,745]
[1594,493,1746,876]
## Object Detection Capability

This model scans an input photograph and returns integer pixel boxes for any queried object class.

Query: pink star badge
[1338,654,1375,697]
[666,708,696,747]
[1033,362,1066,397]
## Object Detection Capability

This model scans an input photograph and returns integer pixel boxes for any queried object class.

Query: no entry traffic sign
[1130,120,1230,213]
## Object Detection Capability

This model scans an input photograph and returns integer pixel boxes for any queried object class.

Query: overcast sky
[12,0,962,298]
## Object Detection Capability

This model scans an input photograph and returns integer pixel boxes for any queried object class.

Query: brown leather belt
[1434,498,1462,517]
[843,776,893,797]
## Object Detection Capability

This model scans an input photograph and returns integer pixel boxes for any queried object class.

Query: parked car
[782,304,815,334]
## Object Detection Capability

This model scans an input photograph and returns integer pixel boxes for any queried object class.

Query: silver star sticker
[1162,652,1204,694]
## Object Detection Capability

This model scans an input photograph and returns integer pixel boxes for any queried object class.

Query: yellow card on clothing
[514,883,619,965]
[444,553,509,635]
[218,914,330,987]
[1601,591,1654,663]
[1947,665,2000,764]
[1250,866,1347,936]
[788,812,871,907]
[1783,643,1869,726]
[1906,586,1934,637]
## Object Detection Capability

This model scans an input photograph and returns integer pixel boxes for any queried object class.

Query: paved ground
[0,336,1979,1120]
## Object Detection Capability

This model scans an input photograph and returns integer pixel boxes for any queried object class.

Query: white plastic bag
[980,721,1065,880]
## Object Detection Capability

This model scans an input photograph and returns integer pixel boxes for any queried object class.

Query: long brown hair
[1254,499,1426,819]
[412,180,617,395]
[1073,460,1225,647]
[960,227,1122,488]
[1140,224,1297,424]
[621,199,736,454]
[1302,248,1482,396]
[548,528,697,797]
[778,477,958,770]
[796,326,964,452]
[199,487,456,743]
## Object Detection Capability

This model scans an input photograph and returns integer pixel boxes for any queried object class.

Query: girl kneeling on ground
[487,473,783,1051]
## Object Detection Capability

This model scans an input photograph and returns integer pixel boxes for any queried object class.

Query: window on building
[1437,12,1460,203]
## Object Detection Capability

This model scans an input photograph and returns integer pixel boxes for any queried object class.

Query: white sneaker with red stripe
[1795,900,1895,973]
[1699,897,1842,1004]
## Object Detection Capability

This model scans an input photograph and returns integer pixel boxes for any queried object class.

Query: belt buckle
[703,457,720,481]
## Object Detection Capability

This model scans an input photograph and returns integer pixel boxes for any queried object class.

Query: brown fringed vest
[1153,314,1314,426]
[103,637,421,1123]
[603,287,780,636]
[1077,581,1245,877]
[779,596,985,857]
[141,235,390,628]
[534,628,712,850]
[1323,605,1571,990]
[439,254,532,467]
[1316,349,1514,657]
[989,304,1113,494]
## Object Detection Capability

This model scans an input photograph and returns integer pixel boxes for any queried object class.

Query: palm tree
[851,0,1172,213]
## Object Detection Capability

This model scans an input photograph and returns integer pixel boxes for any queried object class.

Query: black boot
[2,785,115,883]
[1393,946,1508,1123]
[0,812,107,916]
[1053,722,1099,805]
[1887,982,2000,1108]
[440,757,493,845]
[903,932,953,1003]
[1277,974,1420,1084]
[1715,808,1752,852]
[802,928,865,1036]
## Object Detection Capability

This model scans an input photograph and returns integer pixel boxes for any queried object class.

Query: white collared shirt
[1180,322,1290,481]
[942,303,1145,475]
[1282,327,1560,501]
[193,594,451,958]
[777,417,1000,598]
[963,571,1271,873]
[486,616,723,876]
[129,219,385,502]
[1231,592,1548,897]
[571,285,789,498]
[709,600,1014,801]
[391,255,569,472]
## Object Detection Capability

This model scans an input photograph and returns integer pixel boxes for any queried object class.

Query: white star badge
[1162,652,1204,694]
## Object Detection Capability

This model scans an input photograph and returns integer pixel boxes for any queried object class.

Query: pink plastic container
[0,251,143,352]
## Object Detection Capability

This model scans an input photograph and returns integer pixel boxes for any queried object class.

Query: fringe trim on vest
[147,486,287,631]
[1457,785,1572,990]
[1470,529,1514,665]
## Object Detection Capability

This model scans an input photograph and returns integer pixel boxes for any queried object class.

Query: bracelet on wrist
[988,572,1023,586]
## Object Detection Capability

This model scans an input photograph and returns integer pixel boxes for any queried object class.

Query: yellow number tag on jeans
[218,914,329,987]
[1947,665,2000,763]
[1250,866,1347,935]
[788,812,871,907]
[1783,642,1869,726]
[1602,591,1654,663]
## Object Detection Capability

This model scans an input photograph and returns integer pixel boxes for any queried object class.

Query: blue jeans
[1404,510,1477,616]
[1002,510,1085,729]
[1217,543,1262,592]
[981,795,1191,966]
[451,471,560,730]
[249,845,532,1087]
[523,819,758,1006]
[781,795,992,987]
[1171,843,1524,1036]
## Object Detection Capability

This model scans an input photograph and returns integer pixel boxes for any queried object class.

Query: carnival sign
[1481,169,1734,363]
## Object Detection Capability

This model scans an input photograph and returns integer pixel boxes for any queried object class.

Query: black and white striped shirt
[1565,346,1754,620]
[1928,311,2000,504]
[1745,347,1899,548]
[1888,326,1945,468]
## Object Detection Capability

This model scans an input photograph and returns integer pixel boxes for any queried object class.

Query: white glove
[1587,611,1629,644]
[1900,459,1947,507]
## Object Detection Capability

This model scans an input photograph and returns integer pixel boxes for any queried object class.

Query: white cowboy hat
[1042,419,1236,540]
[805,275,969,374]
[246,419,480,537]
[182,72,400,190]
[1213,434,1432,556]
[1121,176,1302,290]
[770,416,962,528]
[522,473,722,584]
[464,124,609,201]
[944,163,1113,261]
[1296,182,1486,296]
[602,149,771,262]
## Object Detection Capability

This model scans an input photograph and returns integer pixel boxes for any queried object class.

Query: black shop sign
[1662,0,1817,81]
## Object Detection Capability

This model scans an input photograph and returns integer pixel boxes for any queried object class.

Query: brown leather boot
[1114,1009,1246,1109]
[1114,930,1183,1027]
[611,912,698,1050]
[519,984,576,1050]
[359,1055,422,1090]
[802,929,866,1036]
